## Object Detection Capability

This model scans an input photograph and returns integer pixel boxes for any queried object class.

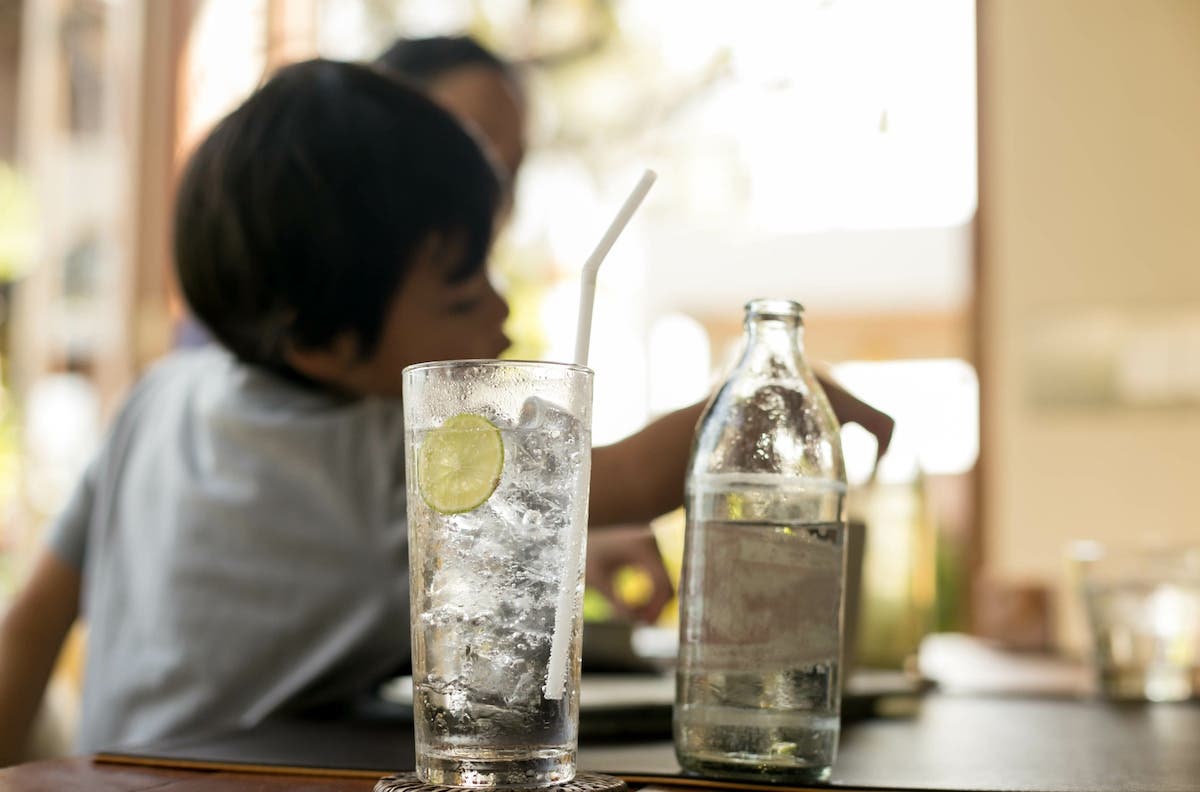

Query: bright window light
[833,359,979,484]
[182,1,267,152]
[648,313,711,415]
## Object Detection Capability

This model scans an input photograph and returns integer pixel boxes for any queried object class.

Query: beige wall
[978,0,1200,649]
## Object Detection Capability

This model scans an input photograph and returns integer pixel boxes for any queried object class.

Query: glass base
[1099,664,1199,702]
[375,771,627,792]
[679,755,833,785]
[415,748,575,788]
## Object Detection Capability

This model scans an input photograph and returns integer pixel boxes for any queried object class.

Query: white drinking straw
[572,169,658,366]
[544,168,657,700]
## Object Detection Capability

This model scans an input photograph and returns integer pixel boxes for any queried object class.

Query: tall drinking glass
[402,360,593,787]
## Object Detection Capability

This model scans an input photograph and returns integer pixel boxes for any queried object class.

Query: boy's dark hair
[375,35,517,89]
[173,58,499,375]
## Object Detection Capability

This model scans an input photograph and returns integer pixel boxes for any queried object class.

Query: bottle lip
[745,298,804,319]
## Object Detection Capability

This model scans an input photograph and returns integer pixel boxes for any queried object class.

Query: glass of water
[1072,541,1200,702]
[402,360,593,787]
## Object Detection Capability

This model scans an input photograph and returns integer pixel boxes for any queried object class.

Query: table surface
[0,758,380,791]
[4,693,1200,792]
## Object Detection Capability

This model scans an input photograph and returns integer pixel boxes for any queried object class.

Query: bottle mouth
[745,298,804,320]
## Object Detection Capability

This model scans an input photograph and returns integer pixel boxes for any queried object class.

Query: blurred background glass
[1070,541,1200,702]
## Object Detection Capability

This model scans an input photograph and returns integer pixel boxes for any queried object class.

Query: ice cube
[511,397,585,485]
[519,396,579,433]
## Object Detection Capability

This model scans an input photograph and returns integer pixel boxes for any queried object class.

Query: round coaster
[374,771,628,792]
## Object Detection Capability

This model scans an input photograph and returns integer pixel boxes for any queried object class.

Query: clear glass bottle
[674,298,848,783]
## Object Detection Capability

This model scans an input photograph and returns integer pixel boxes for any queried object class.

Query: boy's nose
[486,281,511,355]
[488,282,510,322]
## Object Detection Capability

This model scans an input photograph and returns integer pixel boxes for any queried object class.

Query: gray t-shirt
[48,348,410,752]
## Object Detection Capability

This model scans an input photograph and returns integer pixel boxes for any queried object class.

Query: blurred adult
[377,36,525,220]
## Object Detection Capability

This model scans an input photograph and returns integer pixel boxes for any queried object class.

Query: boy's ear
[283,332,362,385]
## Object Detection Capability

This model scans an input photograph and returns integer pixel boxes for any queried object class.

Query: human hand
[817,373,895,465]
[585,524,674,624]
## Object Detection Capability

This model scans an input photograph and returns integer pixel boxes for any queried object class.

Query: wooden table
[0,758,379,791]
[4,694,1200,792]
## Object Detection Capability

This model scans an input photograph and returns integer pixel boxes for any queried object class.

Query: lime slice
[418,412,504,514]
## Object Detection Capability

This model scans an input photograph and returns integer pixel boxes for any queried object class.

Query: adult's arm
[588,373,892,527]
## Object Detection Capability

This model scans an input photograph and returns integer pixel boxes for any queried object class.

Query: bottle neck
[740,315,807,376]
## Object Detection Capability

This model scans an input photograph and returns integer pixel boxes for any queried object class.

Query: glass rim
[745,297,805,318]
[402,358,594,377]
